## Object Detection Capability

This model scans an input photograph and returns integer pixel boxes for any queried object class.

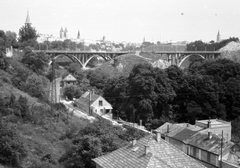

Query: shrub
[0,120,27,167]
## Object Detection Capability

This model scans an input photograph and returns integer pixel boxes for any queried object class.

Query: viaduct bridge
[154,51,221,67]
[33,50,221,68]
[33,50,128,69]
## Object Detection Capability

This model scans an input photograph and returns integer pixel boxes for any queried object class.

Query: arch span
[178,54,205,68]
[83,54,112,67]
[49,54,83,67]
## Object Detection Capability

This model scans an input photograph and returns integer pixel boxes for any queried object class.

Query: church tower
[77,30,80,39]
[216,30,221,42]
[25,11,31,25]
[64,27,68,39]
[60,27,64,39]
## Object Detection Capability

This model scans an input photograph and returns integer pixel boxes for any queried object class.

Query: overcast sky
[1,0,240,43]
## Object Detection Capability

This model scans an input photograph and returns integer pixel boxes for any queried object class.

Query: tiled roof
[74,92,100,113]
[93,134,207,168]
[172,128,199,142]
[154,122,202,138]
[63,74,77,81]
[188,130,234,155]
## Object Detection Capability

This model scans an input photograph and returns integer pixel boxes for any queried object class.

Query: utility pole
[220,130,223,168]
[89,90,91,115]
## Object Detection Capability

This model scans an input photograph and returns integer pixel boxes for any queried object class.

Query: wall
[189,145,219,167]
[91,97,112,116]
[168,138,185,152]
[221,161,240,168]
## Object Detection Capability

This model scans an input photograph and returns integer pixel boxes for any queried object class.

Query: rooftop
[172,128,199,142]
[188,130,234,155]
[93,134,207,168]
[196,119,230,126]
[63,74,77,81]
[154,122,202,137]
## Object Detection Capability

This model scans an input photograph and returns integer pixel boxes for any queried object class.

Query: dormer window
[99,100,103,106]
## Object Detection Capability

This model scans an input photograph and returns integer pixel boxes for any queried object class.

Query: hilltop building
[60,27,68,39]
[217,30,221,42]
[25,11,31,25]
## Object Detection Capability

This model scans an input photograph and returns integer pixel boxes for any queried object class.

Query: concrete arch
[178,54,205,68]
[83,54,112,67]
[49,54,83,67]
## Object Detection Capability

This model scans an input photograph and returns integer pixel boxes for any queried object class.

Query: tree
[0,30,6,52]
[25,74,46,99]
[21,47,49,74]
[63,85,82,100]
[5,31,18,48]
[18,95,29,118]
[0,51,9,70]
[18,23,38,49]
[0,120,27,166]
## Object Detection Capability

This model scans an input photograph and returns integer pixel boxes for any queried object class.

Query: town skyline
[1,0,240,43]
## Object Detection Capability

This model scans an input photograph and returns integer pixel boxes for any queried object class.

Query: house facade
[74,91,113,118]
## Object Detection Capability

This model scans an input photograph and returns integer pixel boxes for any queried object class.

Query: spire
[77,30,80,39]
[64,27,68,39]
[217,30,221,42]
[25,11,31,25]
[60,27,63,38]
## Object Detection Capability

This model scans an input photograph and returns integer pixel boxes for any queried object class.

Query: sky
[1,0,240,43]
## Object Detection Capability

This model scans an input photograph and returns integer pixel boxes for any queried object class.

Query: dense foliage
[186,37,239,51]
[59,118,148,168]
[103,59,240,129]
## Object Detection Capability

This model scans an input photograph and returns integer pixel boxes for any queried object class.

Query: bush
[0,120,27,167]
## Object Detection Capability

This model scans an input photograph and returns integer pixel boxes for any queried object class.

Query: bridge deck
[33,50,129,54]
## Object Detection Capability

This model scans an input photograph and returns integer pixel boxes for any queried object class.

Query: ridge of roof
[93,134,207,168]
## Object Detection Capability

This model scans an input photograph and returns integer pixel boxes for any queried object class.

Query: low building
[154,119,237,168]
[60,74,77,87]
[93,133,207,168]
[187,130,234,167]
[74,91,112,118]
[195,119,232,142]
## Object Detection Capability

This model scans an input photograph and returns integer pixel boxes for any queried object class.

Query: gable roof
[172,128,199,142]
[63,74,77,81]
[154,122,202,138]
[93,134,207,168]
[188,130,234,155]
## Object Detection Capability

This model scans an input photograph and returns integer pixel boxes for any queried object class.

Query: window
[99,100,103,106]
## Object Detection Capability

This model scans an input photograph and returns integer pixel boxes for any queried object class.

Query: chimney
[89,91,91,101]
[207,120,211,128]
[187,123,189,127]
[139,120,142,126]
[208,131,212,140]
[132,139,137,146]
[145,145,150,155]
[156,132,161,142]
[167,125,170,133]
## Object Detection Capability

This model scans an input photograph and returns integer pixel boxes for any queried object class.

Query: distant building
[25,11,31,25]
[49,74,77,103]
[93,133,207,168]
[60,74,77,88]
[216,30,221,42]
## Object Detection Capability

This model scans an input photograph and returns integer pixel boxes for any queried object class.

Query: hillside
[0,54,89,168]
[96,52,171,77]
[219,41,240,63]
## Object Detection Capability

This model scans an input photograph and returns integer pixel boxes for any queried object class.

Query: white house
[74,91,113,118]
